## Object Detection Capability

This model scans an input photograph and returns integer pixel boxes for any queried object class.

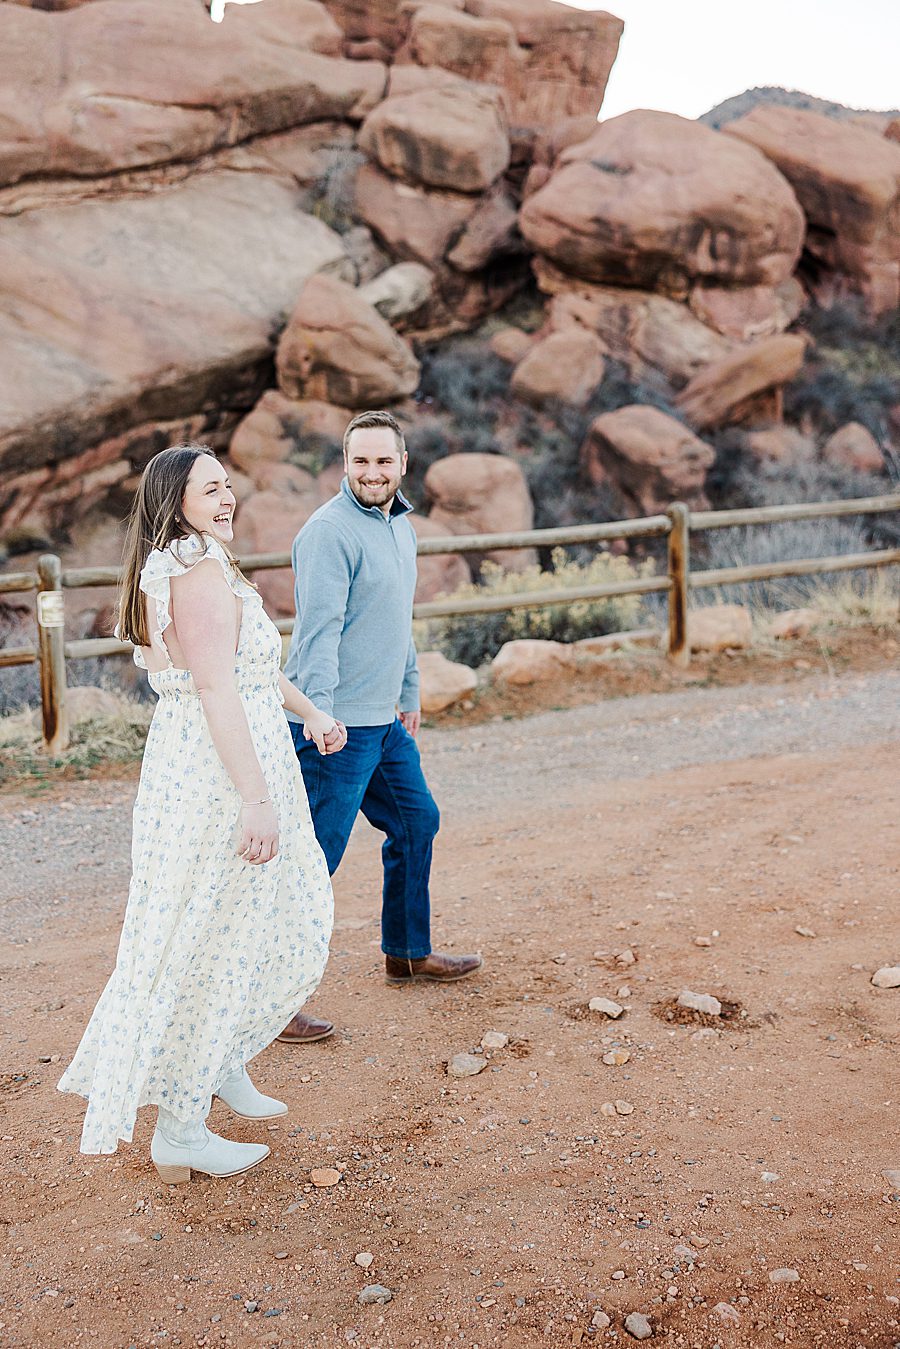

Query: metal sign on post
[37,590,65,629]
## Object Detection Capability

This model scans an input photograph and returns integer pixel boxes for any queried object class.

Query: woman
[58,444,344,1183]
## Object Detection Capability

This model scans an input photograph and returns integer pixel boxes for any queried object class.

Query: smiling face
[180,453,236,544]
[344,425,408,513]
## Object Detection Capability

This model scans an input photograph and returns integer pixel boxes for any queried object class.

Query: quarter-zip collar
[339,475,414,522]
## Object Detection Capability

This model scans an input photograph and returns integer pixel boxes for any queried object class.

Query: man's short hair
[343,409,406,457]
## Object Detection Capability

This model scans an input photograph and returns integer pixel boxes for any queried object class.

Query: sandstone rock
[418,651,477,713]
[409,514,471,602]
[448,1052,486,1078]
[689,278,805,342]
[871,967,900,989]
[521,111,804,294]
[491,639,576,686]
[624,1311,653,1340]
[489,327,534,364]
[538,263,732,389]
[727,107,900,314]
[354,1251,374,1269]
[676,335,807,431]
[354,161,480,269]
[591,1310,611,1329]
[0,0,384,190]
[310,1166,342,1187]
[359,262,434,324]
[770,608,821,640]
[232,486,321,614]
[768,1268,800,1285]
[589,997,624,1019]
[677,989,722,1016]
[745,426,816,464]
[689,605,752,653]
[230,392,350,478]
[359,85,509,193]
[445,187,520,272]
[424,453,535,571]
[581,406,714,516]
[400,5,521,89]
[821,422,884,474]
[480,1030,508,1050]
[882,1168,900,1189]
[0,171,350,485]
[712,1303,740,1324]
[357,1284,393,1305]
[510,329,606,408]
[277,274,419,408]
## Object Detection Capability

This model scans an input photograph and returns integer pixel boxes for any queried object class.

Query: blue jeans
[291,718,440,960]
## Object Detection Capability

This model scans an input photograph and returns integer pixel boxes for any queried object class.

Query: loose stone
[871,967,900,989]
[768,1268,800,1284]
[448,1053,487,1078]
[624,1310,653,1339]
[355,1252,374,1269]
[358,1284,393,1305]
[591,1310,611,1328]
[713,1302,740,1323]
[589,997,624,1019]
[677,990,722,1016]
[480,1031,509,1050]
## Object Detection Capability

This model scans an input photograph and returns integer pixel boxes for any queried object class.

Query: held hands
[238,799,279,865]
[303,709,348,755]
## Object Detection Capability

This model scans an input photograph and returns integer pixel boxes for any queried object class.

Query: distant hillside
[701,86,899,131]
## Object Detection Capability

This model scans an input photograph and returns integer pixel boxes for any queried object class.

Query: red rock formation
[424,452,536,572]
[675,334,807,431]
[581,406,715,516]
[359,85,510,192]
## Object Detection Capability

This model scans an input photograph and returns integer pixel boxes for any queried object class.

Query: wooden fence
[1,492,899,753]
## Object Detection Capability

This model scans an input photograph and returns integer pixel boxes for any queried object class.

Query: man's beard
[350,475,401,508]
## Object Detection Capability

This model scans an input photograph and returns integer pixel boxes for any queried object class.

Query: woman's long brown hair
[118,444,244,649]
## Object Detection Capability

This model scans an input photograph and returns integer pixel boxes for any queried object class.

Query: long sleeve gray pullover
[283,477,420,727]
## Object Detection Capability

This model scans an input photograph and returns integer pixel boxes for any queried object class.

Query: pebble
[589,997,624,1019]
[600,1102,618,1117]
[761,1171,780,1183]
[273,1252,288,1260]
[591,1310,611,1329]
[881,1170,900,1190]
[245,1300,259,1313]
[677,989,722,1016]
[871,967,900,989]
[693,936,712,947]
[354,1252,374,1269]
[616,948,637,967]
[624,1310,653,1339]
[616,986,631,998]
[615,1100,635,1116]
[310,1168,341,1187]
[480,1031,509,1051]
[712,1302,740,1324]
[768,1268,800,1284]
[358,1284,393,1305]
[602,1049,630,1066]
[794,926,816,938]
[448,1053,487,1078]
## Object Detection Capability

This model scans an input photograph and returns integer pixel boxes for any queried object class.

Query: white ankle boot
[151,1121,270,1183]
[215,1066,288,1120]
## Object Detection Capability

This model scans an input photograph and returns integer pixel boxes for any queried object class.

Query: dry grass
[0,699,151,787]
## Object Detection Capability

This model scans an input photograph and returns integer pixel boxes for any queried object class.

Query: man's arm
[287,520,354,718]
[399,632,421,737]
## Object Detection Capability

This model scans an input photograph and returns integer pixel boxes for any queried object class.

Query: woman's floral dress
[58,535,333,1154]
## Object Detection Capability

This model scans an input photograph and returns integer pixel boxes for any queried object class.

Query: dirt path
[1,669,899,1349]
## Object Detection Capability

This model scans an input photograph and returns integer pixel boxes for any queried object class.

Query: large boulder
[399,5,521,89]
[354,161,481,268]
[359,84,510,193]
[581,406,715,516]
[676,335,807,431]
[520,111,804,295]
[232,483,323,614]
[821,422,884,474]
[417,650,477,712]
[276,273,420,407]
[510,329,606,409]
[0,0,384,189]
[410,514,471,602]
[358,262,435,325]
[491,638,577,686]
[726,107,900,314]
[424,452,536,572]
[537,262,732,389]
[0,171,351,509]
[688,278,805,343]
[688,605,753,653]
[229,392,350,479]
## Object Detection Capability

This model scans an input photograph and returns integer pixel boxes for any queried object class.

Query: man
[278,409,482,1044]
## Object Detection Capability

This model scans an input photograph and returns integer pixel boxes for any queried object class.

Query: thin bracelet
[242,795,270,807]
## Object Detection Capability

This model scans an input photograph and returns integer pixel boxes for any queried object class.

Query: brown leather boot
[385,951,483,984]
[275,1012,335,1044]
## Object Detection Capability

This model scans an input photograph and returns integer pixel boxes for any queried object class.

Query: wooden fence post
[37,553,69,753]
[666,502,690,667]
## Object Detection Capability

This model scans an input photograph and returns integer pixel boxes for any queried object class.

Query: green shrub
[416,548,654,666]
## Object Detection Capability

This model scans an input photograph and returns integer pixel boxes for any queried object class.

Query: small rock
[690,1235,709,1249]
[310,1167,341,1187]
[245,1300,259,1313]
[602,1049,631,1066]
[616,948,637,967]
[358,1284,393,1305]
[355,1252,374,1269]
[768,1268,800,1284]
[589,997,624,1019]
[624,1310,653,1339]
[794,926,816,938]
[761,1171,780,1183]
[871,966,900,989]
[693,936,712,948]
[591,1310,611,1329]
[448,1053,487,1078]
[612,1270,626,1280]
[712,1302,740,1324]
[480,1031,509,1050]
[616,985,631,998]
[614,1099,635,1116]
[600,1102,618,1117]
[881,1169,900,1190]
[677,989,722,1016]
[273,1251,288,1260]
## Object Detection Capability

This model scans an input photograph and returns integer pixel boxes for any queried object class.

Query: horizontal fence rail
[1,492,898,751]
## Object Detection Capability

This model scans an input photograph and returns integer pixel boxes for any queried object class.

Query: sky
[560,0,900,121]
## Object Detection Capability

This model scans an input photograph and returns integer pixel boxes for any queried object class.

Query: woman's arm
[170,558,277,864]
[278,673,347,754]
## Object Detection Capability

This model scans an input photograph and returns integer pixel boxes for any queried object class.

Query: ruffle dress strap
[137,534,257,669]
